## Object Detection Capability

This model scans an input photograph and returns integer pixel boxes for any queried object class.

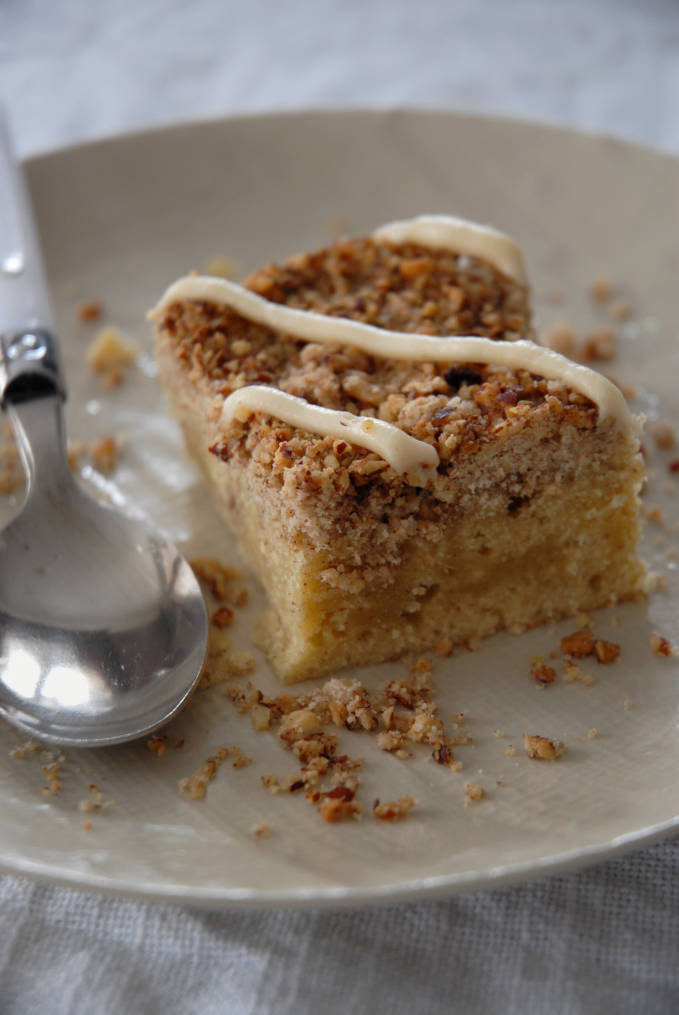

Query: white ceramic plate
[2,110,679,908]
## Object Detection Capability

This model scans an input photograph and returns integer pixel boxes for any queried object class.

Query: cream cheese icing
[151,216,634,486]
[219,385,438,486]
[372,214,527,284]
[152,275,630,426]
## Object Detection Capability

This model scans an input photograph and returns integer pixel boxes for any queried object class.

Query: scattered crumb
[650,633,677,657]
[41,761,61,797]
[78,783,104,813]
[523,733,565,761]
[503,746,517,757]
[0,425,22,496]
[189,557,242,601]
[561,628,596,658]
[464,782,484,804]
[66,439,87,472]
[211,605,234,629]
[178,746,238,799]
[232,755,253,769]
[594,639,620,664]
[531,660,556,685]
[560,628,619,667]
[319,788,362,823]
[204,255,236,278]
[373,795,415,821]
[649,419,677,450]
[587,728,598,740]
[147,734,167,757]
[582,326,616,362]
[77,300,103,322]
[77,783,113,820]
[563,659,595,686]
[89,435,124,475]
[87,325,139,376]
[82,820,93,833]
[608,299,632,322]
[646,506,664,524]
[591,276,613,303]
[544,320,576,357]
[377,730,409,753]
[251,822,271,839]
[9,740,40,760]
[621,699,633,711]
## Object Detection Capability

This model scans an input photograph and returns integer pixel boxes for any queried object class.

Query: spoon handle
[0,327,65,408]
[0,112,64,409]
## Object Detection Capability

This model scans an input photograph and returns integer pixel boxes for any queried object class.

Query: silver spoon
[0,117,207,746]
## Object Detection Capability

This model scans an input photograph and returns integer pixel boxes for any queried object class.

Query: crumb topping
[246,239,530,338]
[157,237,601,511]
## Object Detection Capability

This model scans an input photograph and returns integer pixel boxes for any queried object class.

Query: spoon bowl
[0,116,207,746]
[0,394,207,747]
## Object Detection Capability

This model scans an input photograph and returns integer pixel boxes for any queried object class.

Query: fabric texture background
[1,1,679,1011]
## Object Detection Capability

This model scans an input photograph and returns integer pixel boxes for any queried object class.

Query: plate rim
[3,809,679,909]
[20,103,679,173]
[5,106,679,909]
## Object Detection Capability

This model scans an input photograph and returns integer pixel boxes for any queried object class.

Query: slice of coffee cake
[151,215,646,682]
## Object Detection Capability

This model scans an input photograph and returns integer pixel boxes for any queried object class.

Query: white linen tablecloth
[2,1,679,1012]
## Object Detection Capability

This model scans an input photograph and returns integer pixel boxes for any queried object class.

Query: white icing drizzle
[152,275,630,427]
[373,214,527,284]
[151,215,634,485]
[220,385,438,487]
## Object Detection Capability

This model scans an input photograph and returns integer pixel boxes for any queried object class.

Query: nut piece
[250,703,271,731]
[523,733,565,761]
[279,709,324,744]
[594,639,620,664]
[561,628,596,658]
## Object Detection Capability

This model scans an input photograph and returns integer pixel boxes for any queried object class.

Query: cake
[151,215,647,683]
